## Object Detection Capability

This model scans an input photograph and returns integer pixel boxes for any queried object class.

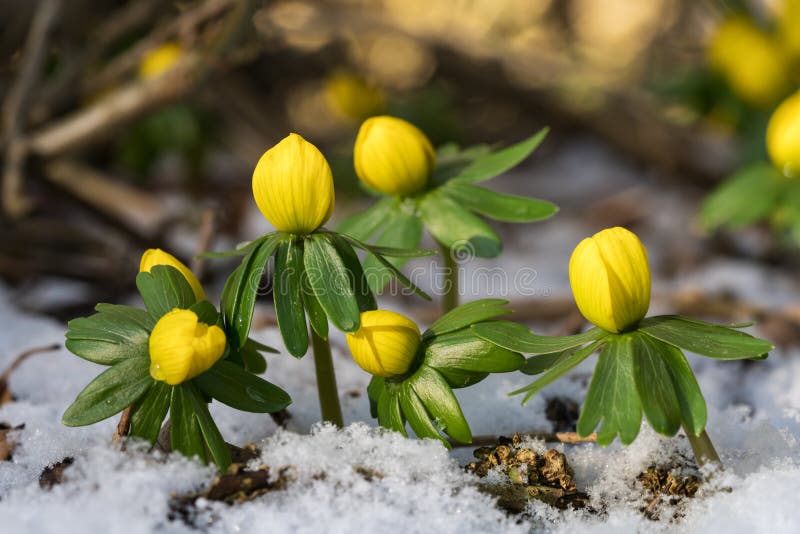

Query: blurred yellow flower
[707,16,790,107]
[252,133,335,234]
[324,71,385,122]
[149,308,226,385]
[345,310,421,377]
[354,116,435,196]
[778,0,800,60]
[140,248,205,302]
[138,42,183,80]
[569,227,650,333]
[767,91,800,178]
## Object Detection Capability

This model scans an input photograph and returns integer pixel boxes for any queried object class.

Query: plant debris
[170,462,295,525]
[637,464,701,520]
[466,433,589,512]
[0,422,24,461]
[39,457,74,490]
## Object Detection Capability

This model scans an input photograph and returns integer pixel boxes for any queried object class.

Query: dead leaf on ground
[0,422,25,461]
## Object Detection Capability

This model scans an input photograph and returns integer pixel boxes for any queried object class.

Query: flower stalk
[439,240,459,313]
[311,329,344,427]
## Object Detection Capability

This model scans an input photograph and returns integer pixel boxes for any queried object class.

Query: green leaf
[130,381,171,444]
[62,357,152,426]
[660,344,707,436]
[171,384,206,462]
[510,340,601,405]
[330,235,377,312]
[66,305,152,365]
[576,335,642,446]
[185,383,232,470]
[701,163,783,230]
[399,380,445,445]
[519,351,568,376]
[359,204,423,293]
[436,368,489,389]
[221,234,282,350]
[472,320,606,355]
[239,341,268,374]
[418,190,501,258]
[451,128,549,183]
[424,330,524,376]
[136,265,196,320]
[442,182,558,223]
[363,250,432,301]
[193,360,292,413]
[377,387,406,436]
[300,267,328,340]
[304,234,361,333]
[244,338,279,354]
[189,300,219,325]
[198,235,271,259]
[426,299,511,339]
[411,366,471,443]
[337,196,395,241]
[639,315,773,360]
[274,241,309,358]
[630,333,682,437]
[367,376,385,419]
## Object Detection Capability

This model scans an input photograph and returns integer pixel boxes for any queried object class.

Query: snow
[2,140,800,532]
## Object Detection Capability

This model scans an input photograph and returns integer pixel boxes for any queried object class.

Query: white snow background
[2,140,800,533]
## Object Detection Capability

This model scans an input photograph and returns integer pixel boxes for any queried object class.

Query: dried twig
[1,0,62,218]
[0,344,61,406]
[191,207,217,277]
[112,407,133,442]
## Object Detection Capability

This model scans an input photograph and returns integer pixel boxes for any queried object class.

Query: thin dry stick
[0,344,61,405]
[451,432,597,448]
[1,0,62,218]
[112,407,133,443]
[191,207,217,277]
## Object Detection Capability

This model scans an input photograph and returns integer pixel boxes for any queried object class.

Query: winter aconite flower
[346,310,421,377]
[767,91,800,179]
[354,116,435,196]
[140,248,205,301]
[252,133,335,235]
[149,308,226,385]
[707,16,790,107]
[569,227,650,333]
[138,42,183,80]
[324,71,385,122]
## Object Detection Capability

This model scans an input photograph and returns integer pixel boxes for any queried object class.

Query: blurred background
[0,0,798,338]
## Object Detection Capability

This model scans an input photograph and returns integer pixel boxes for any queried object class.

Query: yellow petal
[345,310,421,378]
[767,90,800,178]
[138,43,183,80]
[354,116,435,196]
[252,133,335,234]
[149,309,226,385]
[569,227,650,333]
[707,16,790,108]
[139,248,205,302]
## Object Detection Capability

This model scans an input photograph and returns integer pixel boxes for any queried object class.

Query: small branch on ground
[191,207,217,277]
[0,344,61,406]
[112,407,133,443]
[451,431,597,448]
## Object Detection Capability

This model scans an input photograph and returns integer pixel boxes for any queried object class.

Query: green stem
[686,428,723,470]
[311,329,344,427]
[439,241,459,313]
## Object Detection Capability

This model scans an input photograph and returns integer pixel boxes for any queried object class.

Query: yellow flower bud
[767,91,800,178]
[778,0,800,60]
[354,116,435,196]
[149,308,226,385]
[324,71,385,122]
[252,133,335,235]
[707,16,790,107]
[139,248,205,302]
[345,310,421,378]
[138,42,183,80]
[569,227,651,333]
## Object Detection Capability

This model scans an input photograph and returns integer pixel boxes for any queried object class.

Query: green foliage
[368,300,524,445]
[472,320,606,355]
[338,129,557,262]
[65,304,152,365]
[193,360,291,413]
[136,265,196,319]
[274,240,309,357]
